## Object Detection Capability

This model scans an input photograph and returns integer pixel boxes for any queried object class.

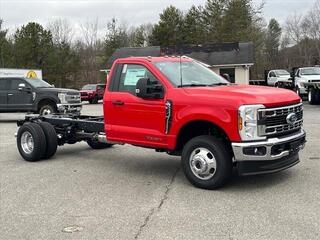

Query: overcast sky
[0,0,316,39]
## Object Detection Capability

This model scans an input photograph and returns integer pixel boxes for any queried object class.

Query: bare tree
[79,19,101,84]
[47,18,73,45]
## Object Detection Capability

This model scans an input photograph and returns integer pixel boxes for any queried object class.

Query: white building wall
[235,66,250,84]
[210,65,251,84]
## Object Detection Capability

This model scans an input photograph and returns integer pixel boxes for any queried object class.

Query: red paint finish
[103,57,301,150]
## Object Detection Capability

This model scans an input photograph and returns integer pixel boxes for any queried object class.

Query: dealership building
[106,42,254,85]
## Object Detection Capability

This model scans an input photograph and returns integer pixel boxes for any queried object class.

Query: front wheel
[181,135,232,189]
[308,88,320,105]
[39,104,56,115]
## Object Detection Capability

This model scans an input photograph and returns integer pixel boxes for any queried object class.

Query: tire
[39,122,58,159]
[39,104,56,115]
[88,99,93,104]
[17,122,47,162]
[308,88,320,105]
[181,135,232,189]
[87,139,113,149]
[92,96,99,104]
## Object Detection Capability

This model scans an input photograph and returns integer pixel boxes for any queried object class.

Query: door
[106,63,167,147]
[7,78,33,111]
[0,78,8,111]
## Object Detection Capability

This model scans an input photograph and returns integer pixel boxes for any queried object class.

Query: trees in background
[0,19,12,67]
[151,6,184,46]
[2,0,320,86]
[265,19,282,68]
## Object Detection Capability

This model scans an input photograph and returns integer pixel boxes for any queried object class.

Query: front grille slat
[258,103,303,137]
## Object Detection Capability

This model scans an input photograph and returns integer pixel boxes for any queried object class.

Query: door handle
[112,100,124,106]
[8,93,13,96]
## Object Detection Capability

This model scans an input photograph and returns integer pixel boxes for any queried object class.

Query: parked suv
[0,77,81,115]
[80,84,106,104]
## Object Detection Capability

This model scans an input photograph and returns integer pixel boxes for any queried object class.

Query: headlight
[58,93,68,104]
[238,104,265,141]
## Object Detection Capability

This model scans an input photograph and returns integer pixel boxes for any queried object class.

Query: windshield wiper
[178,84,209,88]
[208,83,229,86]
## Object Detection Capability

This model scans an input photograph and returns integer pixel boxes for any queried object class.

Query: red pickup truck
[16,57,306,189]
[80,84,106,104]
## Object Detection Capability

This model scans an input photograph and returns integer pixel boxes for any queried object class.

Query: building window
[220,68,235,83]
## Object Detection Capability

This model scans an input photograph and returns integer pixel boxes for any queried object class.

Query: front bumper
[232,130,306,175]
[81,96,93,101]
[57,103,82,115]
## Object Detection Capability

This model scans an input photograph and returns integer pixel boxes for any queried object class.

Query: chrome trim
[258,103,302,113]
[258,103,303,136]
[232,130,306,161]
[57,103,83,107]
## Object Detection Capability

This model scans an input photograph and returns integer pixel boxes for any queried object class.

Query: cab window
[269,71,276,77]
[0,79,8,90]
[10,79,26,90]
[118,64,160,95]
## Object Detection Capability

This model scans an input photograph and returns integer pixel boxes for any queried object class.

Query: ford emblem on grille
[286,113,298,125]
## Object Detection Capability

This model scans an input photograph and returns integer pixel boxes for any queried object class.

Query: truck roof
[116,56,193,63]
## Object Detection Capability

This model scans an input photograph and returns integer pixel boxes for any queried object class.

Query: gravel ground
[0,101,319,240]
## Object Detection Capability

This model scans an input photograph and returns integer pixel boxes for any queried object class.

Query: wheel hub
[42,108,52,115]
[21,131,34,154]
[189,147,217,180]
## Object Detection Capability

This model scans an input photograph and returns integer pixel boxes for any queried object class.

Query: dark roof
[186,42,254,66]
[106,42,254,68]
[106,46,160,68]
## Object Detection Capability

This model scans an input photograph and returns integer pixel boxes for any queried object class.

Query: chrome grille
[258,103,303,137]
[66,92,81,104]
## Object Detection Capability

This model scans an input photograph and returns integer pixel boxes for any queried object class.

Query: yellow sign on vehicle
[26,70,38,79]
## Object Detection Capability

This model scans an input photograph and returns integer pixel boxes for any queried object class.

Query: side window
[118,64,160,95]
[0,79,8,90]
[296,70,300,77]
[10,79,25,90]
[269,71,276,77]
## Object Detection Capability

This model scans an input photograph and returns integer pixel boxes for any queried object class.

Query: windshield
[82,84,96,90]
[301,68,320,75]
[275,70,290,76]
[153,61,229,87]
[25,78,52,88]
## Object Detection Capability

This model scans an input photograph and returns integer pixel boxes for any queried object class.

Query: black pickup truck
[0,77,81,115]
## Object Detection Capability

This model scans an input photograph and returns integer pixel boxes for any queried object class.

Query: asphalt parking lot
[0,102,319,240]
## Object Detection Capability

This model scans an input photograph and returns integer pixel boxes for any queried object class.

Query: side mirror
[135,78,164,99]
[18,83,31,92]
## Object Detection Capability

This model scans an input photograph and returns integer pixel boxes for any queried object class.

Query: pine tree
[150,5,184,46]
[265,18,282,67]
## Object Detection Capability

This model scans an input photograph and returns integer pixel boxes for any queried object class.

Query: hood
[80,89,95,93]
[182,85,301,108]
[278,75,290,79]
[300,75,320,80]
[38,87,79,94]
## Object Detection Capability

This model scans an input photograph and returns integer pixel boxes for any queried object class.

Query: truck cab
[266,69,291,87]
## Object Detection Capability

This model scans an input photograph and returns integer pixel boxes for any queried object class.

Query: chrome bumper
[232,130,306,161]
[57,103,82,114]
